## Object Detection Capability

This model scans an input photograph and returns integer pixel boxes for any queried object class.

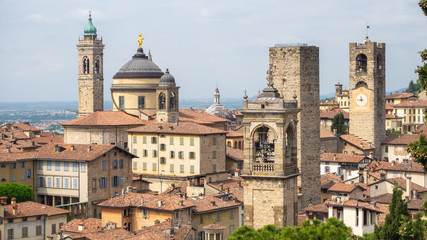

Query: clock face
[355,94,368,106]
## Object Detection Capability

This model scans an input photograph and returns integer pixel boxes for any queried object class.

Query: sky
[0,0,426,102]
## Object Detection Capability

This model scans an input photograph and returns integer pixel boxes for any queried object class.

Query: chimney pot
[211,201,216,206]
[179,200,184,206]
[158,200,162,207]
[0,196,7,204]
[87,146,92,152]
[11,197,16,205]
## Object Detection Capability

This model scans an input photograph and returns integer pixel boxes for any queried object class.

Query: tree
[405,80,421,94]
[331,113,346,135]
[407,134,427,171]
[0,183,35,203]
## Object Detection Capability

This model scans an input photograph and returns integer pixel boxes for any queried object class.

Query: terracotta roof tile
[407,199,425,210]
[320,109,349,120]
[4,201,70,219]
[385,177,427,192]
[321,173,343,189]
[208,177,243,202]
[325,199,383,213]
[61,218,102,234]
[71,228,134,240]
[364,193,393,204]
[98,192,194,211]
[203,224,226,230]
[320,128,336,138]
[0,151,37,163]
[394,99,427,107]
[328,183,360,193]
[185,194,241,213]
[132,220,193,240]
[385,114,402,119]
[36,143,128,161]
[226,131,243,138]
[62,111,146,126]
[226,147,243,161]
[127,122,226,135]
[301,203,328,213]
[385,103,395,110]
[31,135,64,144]
[382,134,419,145]
[179,109,228,124]
[340,134,375,150]
[320,153,369,163]
[11,123,40,132]
[385,92,417,99]
[414,124,427,134]
[320,100,339,106]
[383,162,424,173]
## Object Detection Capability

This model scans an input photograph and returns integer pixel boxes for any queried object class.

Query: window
[20,161,26,168]
[22,227,28,238]
[102,161,106,171]
[230,225,235,234]
[52,224,56,234]
[143,162,147,170]
[189,152,195,159]
[190,138,194,146]
[151,137,157,144]
[138,96,145,109]
[133,136,137,143]
[180,137,184,145]
[38,161,43,170]
[73,179,78,189]
[36,226,42,236]
[213,151,217,159]
[7,229,13,239]
[142,209,150,219]
[26,169,32,178]
[47,177,52,187]
[92,179,96,190]
[216,211,221,221]
[213,137,217,145]
[213,164,217,173]
[133,149,137,155]
[160,144,166,151]
[11,163,17,169]
[64,161,69,171]
[12,175,16,182]
[47,161,51,170]
[170,151,175,158]
[180,164,184,173]
[170,137,174,145]
[325,166,330,173]
[160,157,166,165]
[200,214,204,224]
[73,162,78,172]
[56,178,60,188]
[81,163,86,172]
[119,160,124,169]
[21,173,25,180]
[170,164,174,172]
[64,178,69,188]
[153,150,157,157]
[133,162,137,170]
[178,151,184,159]
[112,176,119,187]
[38,177,45,187]
[152,163,157,171]
[112,160,118,169]
[119,96,125,109]
[55,161,60,170]
[142,136,147,144]
[385,146,388,153]
[190,165,194,174]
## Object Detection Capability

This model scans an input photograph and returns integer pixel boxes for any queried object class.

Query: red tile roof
[71,228,134,240]
[179,109,228,124]
[36,143,128,161]
[320,128,336,138]
[31,135,64,144]
[127,122,226,135]
[325,199,383,213]
[382,134,419,145]
[320,109,349,120]
[385,177,427,192]
[226,147,243,161]
[321,153,369,163]
[226,131,243,138]
[3,201,70,219]
[11,123,41,132]
[328,183,361,193]
[203,224,226,230]
[302,203,328,213]
[0,151,37,163]
[385,92,416,100]
[320,100,339,106]
[340,134,375,150]
[321,173,343,189]
[394,100,427,108]
[385,114,402,119]
[61,218,102,234]
[207,177,244,202]
[383,161,424,173]
[133,220,193,240]
[62,111,146,126]
[185,194,241,213]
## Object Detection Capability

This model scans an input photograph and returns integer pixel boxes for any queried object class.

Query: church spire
[83,12,97,37]
[214,87,220,104]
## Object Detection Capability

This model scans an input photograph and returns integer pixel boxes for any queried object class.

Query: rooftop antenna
[365,24,370,38]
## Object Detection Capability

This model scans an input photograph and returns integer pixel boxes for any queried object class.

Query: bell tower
[156,69,179,123]
[349,37,385,158]
[241,72,300,228]
[77,13,104,117]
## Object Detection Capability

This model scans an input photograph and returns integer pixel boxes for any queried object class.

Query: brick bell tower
[77,13,104,117]
[240,71,300,228]
[349,37,385,159]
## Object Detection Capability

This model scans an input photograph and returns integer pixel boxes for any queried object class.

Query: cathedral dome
[205,88,234,120]
[113,48,164,79]
[159,69,176,86]
[83,14,97,37]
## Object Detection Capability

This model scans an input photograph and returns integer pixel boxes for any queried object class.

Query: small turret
[83,12,97,39]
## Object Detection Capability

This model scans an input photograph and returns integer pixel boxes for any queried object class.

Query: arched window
[238,141,242,149]
[169,92,176,110]
[227,141,231,147]
[355,81,368,89]
[1,179,6,182]
[234,141,237,149]
[254,126,276,163]
[377,54,383,70]
[83,56,90,74]
[286,126,295,158]
[356,54,367,73]
[94,56,100,74]
[158,92,166,110]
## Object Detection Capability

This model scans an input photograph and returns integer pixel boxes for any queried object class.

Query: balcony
[252,163,276,173]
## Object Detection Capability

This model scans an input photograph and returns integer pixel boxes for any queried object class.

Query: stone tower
[77,13,104,117]
[335,82,343,98]
[156,69,179,123]
[268,44,320,208]
[349,37,386,158]
[241,74,300,228]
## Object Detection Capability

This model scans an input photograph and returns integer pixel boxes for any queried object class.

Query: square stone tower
[349,37,386,159]
[241,78,300,228]
[77,14,104,117]
[268,44,320,208]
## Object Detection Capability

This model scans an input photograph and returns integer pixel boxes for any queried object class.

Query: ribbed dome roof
[206,104,234,120]
[159,69,176,85]
[113,48,164,79]
[84,14,97,37]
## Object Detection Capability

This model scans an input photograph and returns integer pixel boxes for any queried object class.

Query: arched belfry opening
[356,54,367,73]
[253,125,276,163]
[158,92,166,110]
[169,92,176,110]
[376,54,383,71]
[355,81,368,89]
[83,56,90,74]
[285,126,295,158]
[94,56,100,74]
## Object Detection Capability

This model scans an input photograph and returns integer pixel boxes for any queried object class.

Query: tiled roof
[185,194,241,213]
[4,201,70,219]
[320,153,369,163]
[62,111,146,126]
[394,100,427,108]
[325,199,383,213]
[301,203,328,213]
[385,92,416,99]
[382,134,419,145]
[61,218,102,233]
[321,173,343,189]
[320,99,338,106]
[11,123,40,132]
[414,124,427,134]
[127,122,226,135]
[203,224,226,230]
[385,103,394,110]
[71,228,134,240]
[226,147,243,161]
[320,109,349,120]
[340,134,375,150]
[36,143,127,161]
[383,162,424,173]
[328,183,360,193]
[385,177,427,192]
[208,177,244,202]
[385,114,402,119]
[133,220,193,240]
[31,135,64,144]
[1,130,30,139]
[407,199,425,210]
[179,109,228,124]
[0,151,37,163]
[226,131,243,138]
[98,192,194,211]
[320,128,336,138]
[365,193,393,204]
[365,161,393,172]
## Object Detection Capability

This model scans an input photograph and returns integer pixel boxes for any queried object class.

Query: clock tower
[349,37,385,159]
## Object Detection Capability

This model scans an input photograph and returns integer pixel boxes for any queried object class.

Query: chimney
[171,183,175,189]
[158,200,162,207]
[226,187,230,194]
[78,224,84,231]
[219,183,223,191]
[184,193,187,200]
[403,159,408,164]
[211,201,216,206]
[406,176,412,199]
[71,145,75,151]
[238,181,242,188]
[154,220,160,225]
[11,197,16,205]
[380,173,386,180]
[12,204,18,215]
[333,154,336,161]
[179,200,184,206]
[87,146,92,152]
[5,145,10,153]
[0,196,7,204]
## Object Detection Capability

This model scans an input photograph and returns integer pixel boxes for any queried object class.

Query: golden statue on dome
[138,33,144,48]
